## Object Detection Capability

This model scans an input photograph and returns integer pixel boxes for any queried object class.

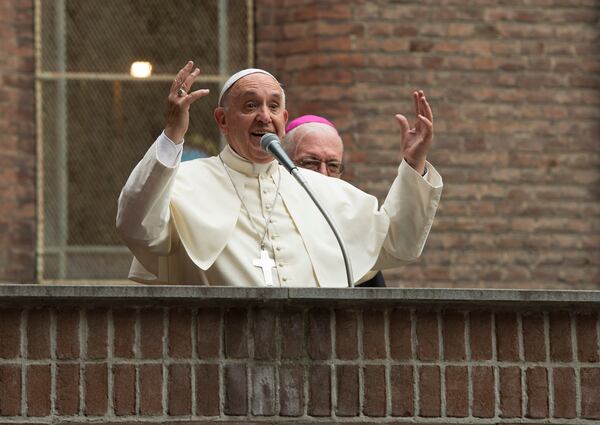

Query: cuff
[156,131,184,168]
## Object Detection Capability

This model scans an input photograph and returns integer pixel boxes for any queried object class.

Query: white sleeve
[116,134,181,256]
[374,159,443,268]
[156,131,184,167]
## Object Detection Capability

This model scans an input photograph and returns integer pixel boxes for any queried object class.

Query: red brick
[416,312,439,361]
[553,367,575,418]
[140,364,163,415]
[500,367,521,418]
[0,309,21,359]
[251,365,275,416]
[196,364,219,416]
[496,312,519,361]
[168,309,192,358]
[196,308,221,359]
[335,309,357,359]
[363,310,385,359]
[445,366,468,417]
[363,365,386,416]
[390,309,412,360]
[85,363,108,415]
[56,363,79,415]
[279,365,304,417]
[253,308,276,360]
[391,365,414,416]
[0,364,21,415]
[442,312,465,361]
[473,366,495,417]
[140,309,164,359]
[26,309,49,359]
[113,364,135,416]
[581,368,600,419]
[224,308,248,359]
[549,312,572,362]
[86,308,108,359]
[280,310,304,359]
[419,366,440,417]
[336,365,358,416]
[308,365,330,416]
[470,312,493,360]
[526,367,548,418]
[523,313,546,362]
[55,308,79,359]
[168,364,191,415]
[26,364,50,416]
[576,313,599,362]
[113,309,135,358]
[307,308,331,360]
[224,363,247,415]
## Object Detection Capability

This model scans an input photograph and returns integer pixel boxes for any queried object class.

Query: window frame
[34,0,254,283]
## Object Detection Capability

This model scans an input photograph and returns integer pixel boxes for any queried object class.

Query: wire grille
[37,0,252,281]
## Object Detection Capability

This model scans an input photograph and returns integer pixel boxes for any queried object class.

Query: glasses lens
[298,158,321,171]
[327,162,343,175]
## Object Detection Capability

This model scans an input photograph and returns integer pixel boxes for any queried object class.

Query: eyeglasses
[297,157,344,176]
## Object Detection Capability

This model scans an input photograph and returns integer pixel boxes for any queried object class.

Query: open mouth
[251,130,270,138]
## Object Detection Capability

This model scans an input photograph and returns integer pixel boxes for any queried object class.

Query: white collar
[220,144,279,178]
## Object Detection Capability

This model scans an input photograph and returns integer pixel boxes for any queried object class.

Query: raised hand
[164,61,211,144]
[394,90,434,175]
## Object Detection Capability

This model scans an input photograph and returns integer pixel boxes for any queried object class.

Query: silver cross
[253,249,276,286]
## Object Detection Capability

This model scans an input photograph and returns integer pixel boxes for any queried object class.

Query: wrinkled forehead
[219,70,284,106]
[229,73,283,98]
[296,123,341,142]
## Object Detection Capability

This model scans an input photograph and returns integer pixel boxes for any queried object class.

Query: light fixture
[130,61,152,78]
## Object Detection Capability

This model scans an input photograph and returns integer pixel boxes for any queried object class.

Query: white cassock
[116,133,443,287]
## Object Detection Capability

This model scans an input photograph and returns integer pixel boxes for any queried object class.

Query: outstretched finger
[181,67,201,93]
[417,114,433,141]
[413,91,423,132]
[170,61,194,93]
[395,114,410,139]
[420,94,433,123]
[184,89,211,106]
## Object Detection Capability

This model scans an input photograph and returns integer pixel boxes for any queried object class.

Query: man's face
[291,126,344,177]
[214,73,288,163]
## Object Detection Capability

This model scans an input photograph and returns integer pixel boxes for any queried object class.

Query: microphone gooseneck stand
[260,133,354,287]
[288,167,354,287]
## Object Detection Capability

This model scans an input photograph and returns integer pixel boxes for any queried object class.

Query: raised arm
[116,61,210,255]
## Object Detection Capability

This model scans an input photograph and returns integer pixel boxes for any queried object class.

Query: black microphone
[260,133,297,173]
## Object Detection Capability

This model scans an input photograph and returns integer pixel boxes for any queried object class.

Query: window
[36,0,253,281]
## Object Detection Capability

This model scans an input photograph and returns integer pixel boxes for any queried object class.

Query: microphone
[259,133,354,287]
[260,133,297,173]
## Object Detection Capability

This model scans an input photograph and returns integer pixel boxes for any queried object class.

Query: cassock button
[276,246,281,251]
[282,277,288,282]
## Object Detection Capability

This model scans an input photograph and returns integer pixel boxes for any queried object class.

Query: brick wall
[256,0,600,289]
[0,0,36,282]
[1,286,599,424]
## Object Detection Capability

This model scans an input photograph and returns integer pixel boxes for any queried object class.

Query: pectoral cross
[253,249,276,286]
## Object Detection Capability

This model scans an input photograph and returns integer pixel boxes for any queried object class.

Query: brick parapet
[0,285,599,423]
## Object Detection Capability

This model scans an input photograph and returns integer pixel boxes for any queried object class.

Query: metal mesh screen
[37,0,252,281]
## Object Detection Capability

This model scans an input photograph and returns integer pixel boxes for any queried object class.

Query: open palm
[394,90,434,175]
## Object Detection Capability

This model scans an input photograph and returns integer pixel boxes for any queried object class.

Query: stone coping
[0,283,599,308]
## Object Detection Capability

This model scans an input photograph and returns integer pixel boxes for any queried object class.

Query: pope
[116,61,443,286]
